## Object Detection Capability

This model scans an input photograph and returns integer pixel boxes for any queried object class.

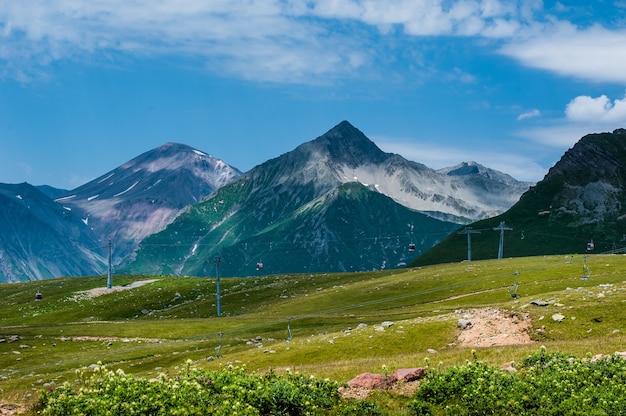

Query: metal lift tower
[458,227,481,261]
[493,221,512,259]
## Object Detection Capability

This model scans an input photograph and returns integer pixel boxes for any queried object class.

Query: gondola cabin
[408,243,416,252]
[587,241,595,251]
[256,262,264,271]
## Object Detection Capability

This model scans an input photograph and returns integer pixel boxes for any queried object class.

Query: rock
[347,373,388,389]
[381,321,394,328]
[531,300,550,306]
[457,319,473,329]
[390,368,426,383]
[427,348,438,354]
[500,362,517,372]
[551,313,565,322]
[356,323,368,329]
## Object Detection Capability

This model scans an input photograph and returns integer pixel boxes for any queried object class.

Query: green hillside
[413,130,626,267]
[3,254,626,412]
[127,182,459,276]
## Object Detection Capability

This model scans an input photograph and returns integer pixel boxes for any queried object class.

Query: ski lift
[408,243,416,252]
[510,271,520,299]
[256,262,264,271]
[587,240,595,251]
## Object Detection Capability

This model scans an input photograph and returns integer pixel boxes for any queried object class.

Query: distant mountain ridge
[124,121,529,276]
[0,121,533,282]
[0,183,105,282]
[413,128,626,266]
[56,142,241,264]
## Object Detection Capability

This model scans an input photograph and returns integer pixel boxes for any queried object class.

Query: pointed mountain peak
[308,120,387,167]
[439,161,481,176]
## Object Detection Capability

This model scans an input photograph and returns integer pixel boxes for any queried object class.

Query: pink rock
[347,372,388,389]
[390,368,426,383]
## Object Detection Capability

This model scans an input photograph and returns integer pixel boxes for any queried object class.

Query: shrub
[407,348,626,415]
[34,360,347,415]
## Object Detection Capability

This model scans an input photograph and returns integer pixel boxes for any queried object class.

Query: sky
[1,1,626,189]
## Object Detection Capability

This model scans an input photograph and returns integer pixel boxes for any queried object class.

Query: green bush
[407,347,626,415]
[34,360,349,415]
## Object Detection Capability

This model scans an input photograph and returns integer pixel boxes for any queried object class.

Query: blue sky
[1,1,626,189]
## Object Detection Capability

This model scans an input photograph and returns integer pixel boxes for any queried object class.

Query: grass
[2,253,626,411]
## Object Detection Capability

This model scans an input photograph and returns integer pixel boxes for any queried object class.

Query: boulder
[531,300,550,306]
[347,372,389,389]
[551,313,565,322]
[390,368,426,383]
[457,319,472,329]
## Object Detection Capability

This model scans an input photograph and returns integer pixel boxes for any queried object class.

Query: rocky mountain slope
[124,121,527,276]
[55,142,241,265]
[413,128,626,266]
[0,183,105,282]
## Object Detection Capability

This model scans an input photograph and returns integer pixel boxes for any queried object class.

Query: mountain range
[123,121,530,277]
[413,128,626,266]
[1,121,531,282]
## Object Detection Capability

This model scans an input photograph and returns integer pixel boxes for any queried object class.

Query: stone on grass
[551,313,565,322]
[390,368,426,383]
[347,372,389,389]
[531,300,550,306]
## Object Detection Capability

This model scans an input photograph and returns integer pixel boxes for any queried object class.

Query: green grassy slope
[3,254,626,409]
[413,131,626,267]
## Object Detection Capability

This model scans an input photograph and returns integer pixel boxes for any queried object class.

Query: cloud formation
[2,0,622,85]
[515,94,626,151]
[566,94,626,123]
[500,25,626,83]
[517,109,540,121]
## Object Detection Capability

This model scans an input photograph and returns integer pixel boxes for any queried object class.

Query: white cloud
[0,0,543,84]
[0,1,368,83]
[566,94,626,123]
[513,94,626,150]
[500,24,626,83]
[1,1,624,86]
[517,109,540,121]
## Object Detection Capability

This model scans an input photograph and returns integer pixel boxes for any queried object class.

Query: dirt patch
[0,404,26,416]
[339,380,420,400]
[71,279,158,300]
[454,307,533,348]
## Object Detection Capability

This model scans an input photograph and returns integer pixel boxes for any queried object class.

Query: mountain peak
[440,161,481,176]
[310,120,387,167]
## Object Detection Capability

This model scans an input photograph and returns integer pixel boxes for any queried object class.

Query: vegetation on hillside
[2,254,626,413]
